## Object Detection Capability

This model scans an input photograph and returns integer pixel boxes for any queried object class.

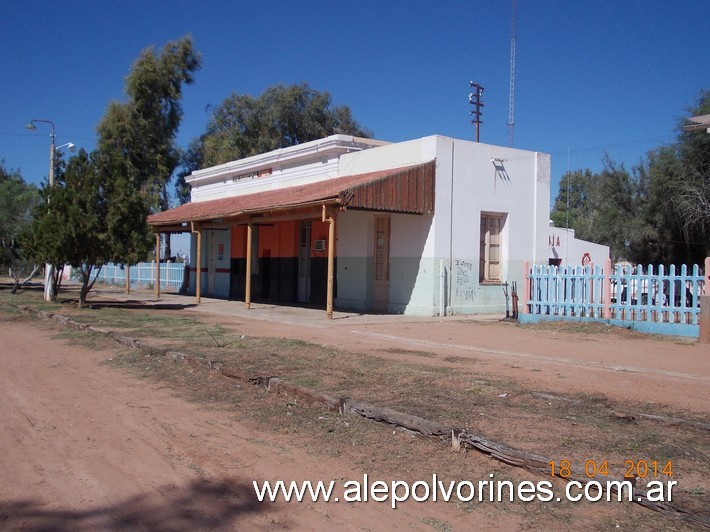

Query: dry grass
[0,285,706,529]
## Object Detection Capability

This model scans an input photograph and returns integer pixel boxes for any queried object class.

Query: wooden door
[297,220,311,303]
[207,231,216,295]
[373,216,390,311]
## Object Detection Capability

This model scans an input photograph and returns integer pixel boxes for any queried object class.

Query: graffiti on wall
[455,259,475,301]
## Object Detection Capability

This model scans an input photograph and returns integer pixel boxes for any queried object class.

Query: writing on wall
[455,259,475,301]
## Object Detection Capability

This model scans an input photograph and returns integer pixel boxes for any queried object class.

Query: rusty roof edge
[241,198,341,217]
[147,160,435,227]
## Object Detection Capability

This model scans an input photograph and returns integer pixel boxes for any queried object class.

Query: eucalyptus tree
[175,82,371,204]
[98,35,201,256]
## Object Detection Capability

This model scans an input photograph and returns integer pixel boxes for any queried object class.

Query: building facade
[148,134,608,316]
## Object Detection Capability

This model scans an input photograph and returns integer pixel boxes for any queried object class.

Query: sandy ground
[0,319,511,530]
[1,287,708,530]
[179,295,710,414]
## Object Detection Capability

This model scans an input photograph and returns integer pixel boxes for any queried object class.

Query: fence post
[603,258,612,319]
[700,257,710,343]
[701,298,710,344]
[522,261,529,314]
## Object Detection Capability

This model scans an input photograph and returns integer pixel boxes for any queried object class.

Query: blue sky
[2,0,708,207]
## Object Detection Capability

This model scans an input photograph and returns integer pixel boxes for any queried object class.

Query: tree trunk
[51,265,64,302]
[79,265,92,308]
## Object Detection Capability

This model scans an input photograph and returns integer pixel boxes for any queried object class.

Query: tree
[642,90,710,265]
[25,148,151,307]
[98,35,201,254]
[175,138,203,205]
[551,91,710,266]
[0,162,41,291]
[671,90,710,261]
[550,160,647,261]
[549,169,598,238]
[25,150,103,305]
[176,82,372,199]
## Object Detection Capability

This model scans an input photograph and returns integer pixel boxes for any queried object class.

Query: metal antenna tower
[508,0,517,147]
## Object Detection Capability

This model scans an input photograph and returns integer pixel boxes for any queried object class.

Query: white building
[148,134,608,316]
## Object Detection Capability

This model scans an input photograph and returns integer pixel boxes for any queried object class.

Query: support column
[323,205,335,319]
[245,223,253,309]
[700,256,710,344]
[191,223,202,304]
[125,264,130,295]
[155,232,161,298]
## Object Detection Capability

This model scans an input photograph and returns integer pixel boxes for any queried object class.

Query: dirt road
[0,318,509,530]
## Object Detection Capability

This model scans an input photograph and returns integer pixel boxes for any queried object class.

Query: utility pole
[469,81,484,142]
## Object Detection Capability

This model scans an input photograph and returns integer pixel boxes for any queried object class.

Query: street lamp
[25,119,75,301]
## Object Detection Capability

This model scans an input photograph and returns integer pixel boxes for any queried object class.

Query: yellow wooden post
[125,263,130,295]
[155,232,161,298]
[245,223,252,309]
[196,227,202,304]
[191,222,202,304]
[322,205,335,319]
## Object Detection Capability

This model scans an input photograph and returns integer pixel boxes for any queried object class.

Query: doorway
[373,215,390,311]
[297,220,311,303]
[207,230,216,295]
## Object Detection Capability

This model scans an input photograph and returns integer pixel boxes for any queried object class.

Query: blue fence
[520,260,707,337]
[96,262,187,290]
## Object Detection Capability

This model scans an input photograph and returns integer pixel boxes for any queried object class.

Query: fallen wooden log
[341,399,450,438]
[267,378,340,412]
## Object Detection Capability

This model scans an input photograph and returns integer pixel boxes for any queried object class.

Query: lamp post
[25,119,75,302]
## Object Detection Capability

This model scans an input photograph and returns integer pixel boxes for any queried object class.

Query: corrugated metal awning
[148,160,435,229]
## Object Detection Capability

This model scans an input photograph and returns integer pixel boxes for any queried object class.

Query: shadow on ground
[0,478,270,531]
[0,282,44,293]
[83,300,198,311]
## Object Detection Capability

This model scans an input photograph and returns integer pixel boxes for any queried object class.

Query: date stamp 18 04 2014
[548,459,673,480]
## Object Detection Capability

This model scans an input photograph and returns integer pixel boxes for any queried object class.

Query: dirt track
[1,290,708,530]
[0,319,509,530]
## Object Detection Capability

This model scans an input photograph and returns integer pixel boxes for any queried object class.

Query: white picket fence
[520,258,708,338]
[96,262,186,290]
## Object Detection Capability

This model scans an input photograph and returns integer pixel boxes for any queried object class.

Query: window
[479,213,505,282]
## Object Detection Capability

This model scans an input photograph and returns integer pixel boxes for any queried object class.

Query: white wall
[187,228,231,298]
[333,135,551,315]
[432,137,549,314]
[191,156,342,202]
[546,227,610,266]
[189,135,388,202]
